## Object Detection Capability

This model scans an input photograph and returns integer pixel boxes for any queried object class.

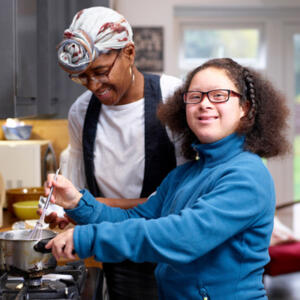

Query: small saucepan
[0,229,57,278]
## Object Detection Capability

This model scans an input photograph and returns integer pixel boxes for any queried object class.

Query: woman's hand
[37,210,76,229]
[45,174,82,210]
[45,228,76,260]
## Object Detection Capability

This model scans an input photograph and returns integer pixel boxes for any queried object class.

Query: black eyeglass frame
[69,49,121,85]
[183,89,242,104]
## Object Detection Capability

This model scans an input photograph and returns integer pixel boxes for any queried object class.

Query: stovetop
[0,260,87,299]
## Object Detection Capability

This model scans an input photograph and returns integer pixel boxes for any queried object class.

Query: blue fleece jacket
[67,134,275,300]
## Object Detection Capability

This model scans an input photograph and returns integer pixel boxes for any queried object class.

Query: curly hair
[157,58,290,160]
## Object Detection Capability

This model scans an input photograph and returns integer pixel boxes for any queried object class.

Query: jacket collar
[192,134,245,167]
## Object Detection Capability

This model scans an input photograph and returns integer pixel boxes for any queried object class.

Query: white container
[0,140,51,207]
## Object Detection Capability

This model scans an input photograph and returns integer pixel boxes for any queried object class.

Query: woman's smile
[96,87,112,98]
[95,87,115,103]
[98,87,112,96]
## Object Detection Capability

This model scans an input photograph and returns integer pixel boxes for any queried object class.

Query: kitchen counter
[0,208,102,269]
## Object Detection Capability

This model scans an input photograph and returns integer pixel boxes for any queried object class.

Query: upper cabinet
[0,0,109,119]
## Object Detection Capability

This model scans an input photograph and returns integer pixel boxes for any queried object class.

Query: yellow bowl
[6,187,44,214]
[13,200,39,220]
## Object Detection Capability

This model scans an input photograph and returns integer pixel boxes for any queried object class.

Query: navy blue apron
[82,73,176,300]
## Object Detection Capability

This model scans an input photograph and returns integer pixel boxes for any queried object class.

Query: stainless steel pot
[0,229,57,277]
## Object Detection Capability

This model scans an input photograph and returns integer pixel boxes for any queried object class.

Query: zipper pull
[200,288,210,300]
[193,146,200,160]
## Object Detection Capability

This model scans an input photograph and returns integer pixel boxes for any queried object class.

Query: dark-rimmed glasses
[183,89,242,104]
[69,50,121,85]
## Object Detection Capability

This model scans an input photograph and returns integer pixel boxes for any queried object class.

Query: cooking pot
[0,229,56,277]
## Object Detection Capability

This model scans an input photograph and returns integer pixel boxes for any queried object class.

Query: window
[180,25,264,71]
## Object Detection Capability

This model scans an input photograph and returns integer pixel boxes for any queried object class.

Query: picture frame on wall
[132,27,163,72]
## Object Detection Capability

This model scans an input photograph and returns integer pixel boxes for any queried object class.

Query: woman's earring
[130,66,135,82]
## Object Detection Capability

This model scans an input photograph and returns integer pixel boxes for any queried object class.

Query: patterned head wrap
[57,6,133,74]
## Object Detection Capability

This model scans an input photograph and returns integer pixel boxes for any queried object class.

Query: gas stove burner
[0,261,87,300]
[5,266,56,280]
[25,277,43,288]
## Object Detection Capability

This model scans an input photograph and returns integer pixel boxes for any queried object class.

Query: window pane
[294,34,300,200]
[183,28,260,60]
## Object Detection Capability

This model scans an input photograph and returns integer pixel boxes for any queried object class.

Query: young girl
[45,58,289,299]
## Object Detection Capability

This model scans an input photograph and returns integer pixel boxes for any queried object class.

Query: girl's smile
[197,114,218,122]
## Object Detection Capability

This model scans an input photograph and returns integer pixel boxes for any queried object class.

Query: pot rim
[0,229,56,241]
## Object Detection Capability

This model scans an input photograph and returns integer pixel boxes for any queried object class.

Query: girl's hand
[45,228,76,260]
[44,174,82,209]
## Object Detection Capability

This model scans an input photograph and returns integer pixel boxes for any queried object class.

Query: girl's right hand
[44,174,82,210]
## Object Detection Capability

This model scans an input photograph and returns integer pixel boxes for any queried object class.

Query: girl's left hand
[45,228,77,260]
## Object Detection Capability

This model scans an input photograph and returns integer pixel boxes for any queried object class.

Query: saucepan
[0,229,56,277]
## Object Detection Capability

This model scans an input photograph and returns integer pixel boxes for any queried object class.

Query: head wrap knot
[57,6,133,74]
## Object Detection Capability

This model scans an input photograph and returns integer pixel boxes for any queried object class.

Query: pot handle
[33,238,52,253]
[34,239,76,255]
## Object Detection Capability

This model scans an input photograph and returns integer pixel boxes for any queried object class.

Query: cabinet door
[0,0,19,118]
[15,0,38,117]
[36,0,110,119]
[0,0,109,119]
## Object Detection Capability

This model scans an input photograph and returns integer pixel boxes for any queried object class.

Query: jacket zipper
[200,287,210,300]
[193,146,200,161]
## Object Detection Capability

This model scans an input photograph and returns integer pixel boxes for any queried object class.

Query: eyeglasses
[183,89,242,104]
[69,50,121,85]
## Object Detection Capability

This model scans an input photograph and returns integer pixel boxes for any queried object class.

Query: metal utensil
[29,168,60,240]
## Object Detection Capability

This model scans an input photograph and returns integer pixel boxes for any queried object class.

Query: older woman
[51,6,182,300]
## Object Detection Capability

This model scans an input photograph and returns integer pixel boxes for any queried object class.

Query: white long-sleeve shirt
[62,74,183,198]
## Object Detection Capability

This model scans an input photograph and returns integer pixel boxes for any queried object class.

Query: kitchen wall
[114,0,300,77]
